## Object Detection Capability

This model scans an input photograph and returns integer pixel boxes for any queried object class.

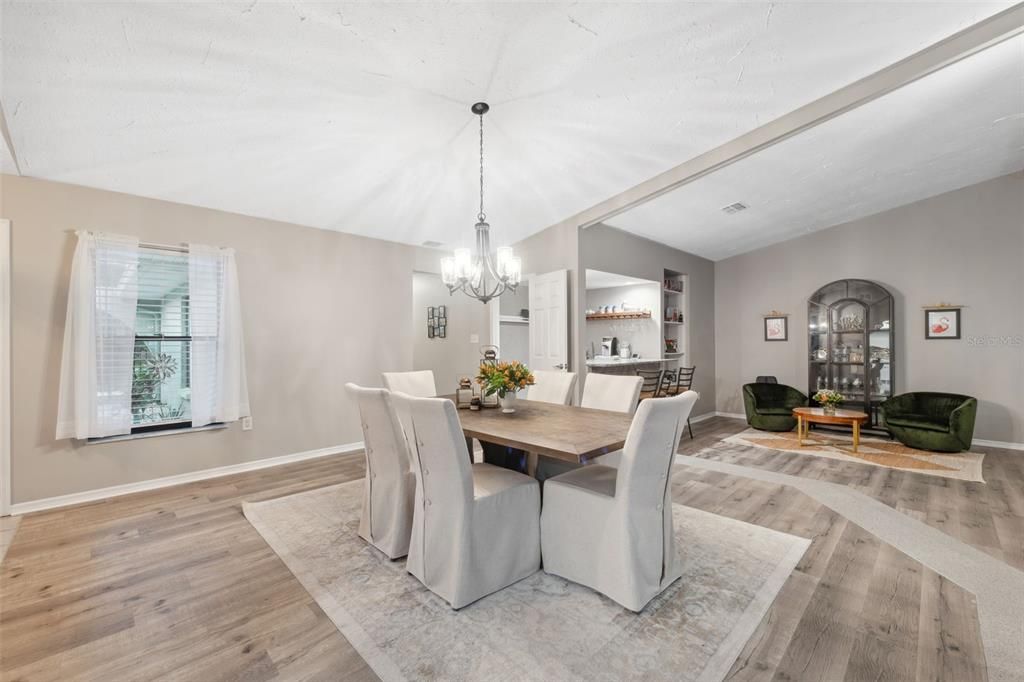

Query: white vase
[500,392,518,414]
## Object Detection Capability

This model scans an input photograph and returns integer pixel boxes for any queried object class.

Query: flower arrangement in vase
[476,361,535,414]
[812,389,844,415]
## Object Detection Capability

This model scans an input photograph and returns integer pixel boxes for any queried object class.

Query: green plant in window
[157,401,187,421]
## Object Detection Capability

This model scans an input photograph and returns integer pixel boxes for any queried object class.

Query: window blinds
[132,249,192,427]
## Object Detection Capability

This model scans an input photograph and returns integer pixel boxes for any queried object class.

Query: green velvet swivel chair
[742,383,807,432]
[881,392,977,452]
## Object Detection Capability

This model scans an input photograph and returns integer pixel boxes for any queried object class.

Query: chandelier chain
[478,112,485,222]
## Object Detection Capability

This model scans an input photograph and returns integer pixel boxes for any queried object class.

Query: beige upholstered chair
[581,372,644,467]
[381,370,436,398]
[526,370,577,405]
[580,372,643,413]
[541,391,699,612]
[344,383,416,559]
[391,392,541,609]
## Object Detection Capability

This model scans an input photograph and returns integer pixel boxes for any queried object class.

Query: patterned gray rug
[244,480,809,682]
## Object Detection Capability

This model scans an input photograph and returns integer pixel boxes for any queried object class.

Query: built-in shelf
[663,320,684,326]
[665,351,684,356]
[586,311,652,321]
[663,287,683,295]
[499,315,529,324]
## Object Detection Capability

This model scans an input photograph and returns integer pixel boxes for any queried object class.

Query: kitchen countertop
[586,357,672,367]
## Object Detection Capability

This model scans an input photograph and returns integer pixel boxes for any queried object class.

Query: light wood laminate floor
[2,417,1021,680]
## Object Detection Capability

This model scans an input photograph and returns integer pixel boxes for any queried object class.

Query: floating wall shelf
[586,311,652,321]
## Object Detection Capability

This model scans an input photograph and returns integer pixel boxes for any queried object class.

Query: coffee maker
[600,336,618,357]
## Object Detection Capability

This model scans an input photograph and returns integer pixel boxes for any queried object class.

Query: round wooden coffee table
[792,407,869,452]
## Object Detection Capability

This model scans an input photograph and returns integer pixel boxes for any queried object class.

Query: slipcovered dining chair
[581,373,643,413]
[541,391,699,612]
[344,383,415,560]
[525,370,577,405]
[580,372,644,468]
[391,392,541,609]
[381,370,436,398]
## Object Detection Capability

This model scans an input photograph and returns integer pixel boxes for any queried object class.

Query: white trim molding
[974,438,1024,452]
[706,412,1024,451]
[0,219,10,517]
[9,442,363,516]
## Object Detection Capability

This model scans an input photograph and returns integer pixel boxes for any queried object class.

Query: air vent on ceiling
[720,202,749,215]
[421,240,443,248]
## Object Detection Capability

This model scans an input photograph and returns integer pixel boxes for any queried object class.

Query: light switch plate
[241,416,253,431]
[469,334,479,343]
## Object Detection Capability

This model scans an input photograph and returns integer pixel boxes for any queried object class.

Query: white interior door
[529,269,568,372]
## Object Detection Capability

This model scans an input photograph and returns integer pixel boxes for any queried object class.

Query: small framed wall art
[763,312,788,342]
[427,305,448,339]
[924,306,961,340]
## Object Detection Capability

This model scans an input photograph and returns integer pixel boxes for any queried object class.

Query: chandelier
[440,102,521,304]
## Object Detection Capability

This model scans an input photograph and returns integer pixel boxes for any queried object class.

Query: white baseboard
[704,412,1023,450]
[688,411,746,425]
[974,438,1024,451]
[8,442,364,516]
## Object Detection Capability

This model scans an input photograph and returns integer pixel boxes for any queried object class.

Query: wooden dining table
[441,395,634,474]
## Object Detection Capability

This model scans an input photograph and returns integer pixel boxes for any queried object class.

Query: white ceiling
[585,269,656,290]
[607,34,1024,261]
[0,2,1011,250]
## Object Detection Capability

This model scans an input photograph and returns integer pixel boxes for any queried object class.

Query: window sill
[86,422,228,445]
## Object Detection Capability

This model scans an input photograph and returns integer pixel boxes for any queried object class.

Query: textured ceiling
[0,2,1012,250]
[607,34,1024,260]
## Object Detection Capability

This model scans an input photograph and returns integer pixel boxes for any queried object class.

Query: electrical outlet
[470,333,479,343]
[241,416,253,431]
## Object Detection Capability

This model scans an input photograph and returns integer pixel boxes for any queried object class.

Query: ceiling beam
[573,3,1024,230]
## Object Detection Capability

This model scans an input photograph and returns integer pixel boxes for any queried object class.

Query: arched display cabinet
[808,279,894,430]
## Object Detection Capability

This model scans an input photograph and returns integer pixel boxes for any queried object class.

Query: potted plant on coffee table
[812,389,844,416]
[477,361,535,414]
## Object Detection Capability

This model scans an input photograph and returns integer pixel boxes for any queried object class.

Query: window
[57,232,249,441]
[131,249,193,431]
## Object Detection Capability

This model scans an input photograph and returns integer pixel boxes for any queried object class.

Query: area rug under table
[724,428,985,482]
[243,479,809,682]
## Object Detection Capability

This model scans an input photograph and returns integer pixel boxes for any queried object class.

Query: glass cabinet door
[808,302,829,392]
[830,300,867,400]
[868,298,893,401]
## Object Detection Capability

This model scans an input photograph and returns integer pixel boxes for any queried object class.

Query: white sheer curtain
[189,244,250,427]
[56,232,140,439]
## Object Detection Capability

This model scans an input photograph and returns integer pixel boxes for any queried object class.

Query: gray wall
[412,271,492,392]
[2,174,417,504]
[580,224,717,418]
[714,172,1024,444]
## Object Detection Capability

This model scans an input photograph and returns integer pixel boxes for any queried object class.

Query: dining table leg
[526,452,539,477]
[797,415,804,446]
[479,440,528,474]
